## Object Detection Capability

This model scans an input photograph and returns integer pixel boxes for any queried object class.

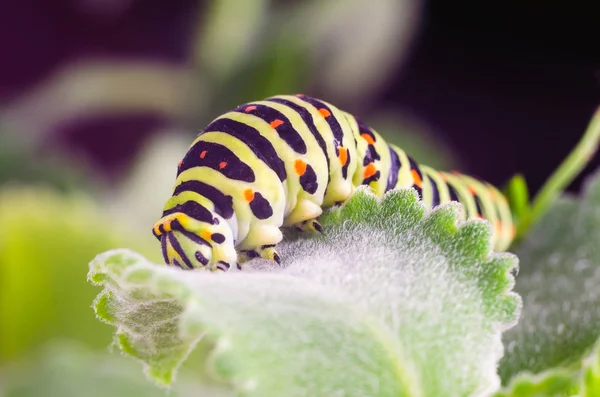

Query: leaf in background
[195,33,311,124]
[0,132,90,192]
[493,370,577,397]
[285,0,423,105]
[187,0,423,125]
[581,339,600,396]
[88,187,520,396]
[1,341,232,397]
[0,185,155,363]
[500,170,600,383]
[197,0,268,81]
[494,338,600,397]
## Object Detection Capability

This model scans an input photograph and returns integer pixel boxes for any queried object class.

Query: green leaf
[500,171,600,383]
[492,370,577,397]
[88,187,520,396]
[504,173,531,227]
[89,249,413,396]
[493,337,600,397]
[581,338,600,397]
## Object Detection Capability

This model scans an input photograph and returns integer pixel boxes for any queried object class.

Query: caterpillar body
[153,94,515,271]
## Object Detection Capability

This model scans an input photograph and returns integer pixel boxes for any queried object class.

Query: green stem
[516,106,600,240]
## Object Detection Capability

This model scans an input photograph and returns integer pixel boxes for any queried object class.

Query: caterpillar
[152,94,514,271]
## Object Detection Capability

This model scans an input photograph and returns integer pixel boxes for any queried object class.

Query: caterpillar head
[152,212,238,271]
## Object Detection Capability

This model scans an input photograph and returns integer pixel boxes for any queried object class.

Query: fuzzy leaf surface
[89,187,520,397]
[500,173,600,382]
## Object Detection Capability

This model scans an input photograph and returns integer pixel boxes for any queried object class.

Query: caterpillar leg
[239,244,282,265]
[282,198,323,227]
[237,224,283,266]
[292,218,323,234]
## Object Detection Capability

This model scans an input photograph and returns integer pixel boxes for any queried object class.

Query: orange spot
[219,161,227,169]
[318,108,331,118]
[244,188,254,202]
[451,170,461,175]
[411,169,423,188]
[270,119,284,128]
[476,214,484,219]
[468,185,477,195]
[512,225,517,236]
[440,173,448,182]
[244,105,257,112]
[178,160,183,168]
[201,230,212,241]
[361,133,375,145]
[295,159,307,176]
[363,163,377,179]
[338,147,348,166]
[495,221,502,234]
[200,150,207,159]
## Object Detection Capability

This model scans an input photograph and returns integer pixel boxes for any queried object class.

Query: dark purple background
[0,0,199,100]
[2,1,599,195]
[382,2,600,194]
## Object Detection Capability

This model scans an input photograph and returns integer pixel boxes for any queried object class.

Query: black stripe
[362,171,381,185]
[472,190,485,216]
[296,95,351,179]
[355,118,374,139]
[386,146,400,192]
[216,261,231,271]
[355,119,382,163]
[173,180,234,219]
[266,97,330,181]
[169,219,183,233]
[162,201,215,224]
[160,235,169,263]
[180,141,255,183]
[235,104,307,154]
[171,259,184,269]
[429,175,441,207]
[296,96,344,146]
[211,233,225,244]
[407,155,423,198]
[299,164,318,194]
[363,145,380,166]
[195,251,209,266]
[342,148,351,179]
[179,229,211,247]
[407,155,422,179]
[168,232,194,269]
[446,180,461,202]
[204,118,286,181]
[249,192,273,219]
[468,177,487,217]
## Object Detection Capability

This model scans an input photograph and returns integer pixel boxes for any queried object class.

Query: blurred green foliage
[0,134,90,192]
[0,186,156,362]
[2,342,230,397]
